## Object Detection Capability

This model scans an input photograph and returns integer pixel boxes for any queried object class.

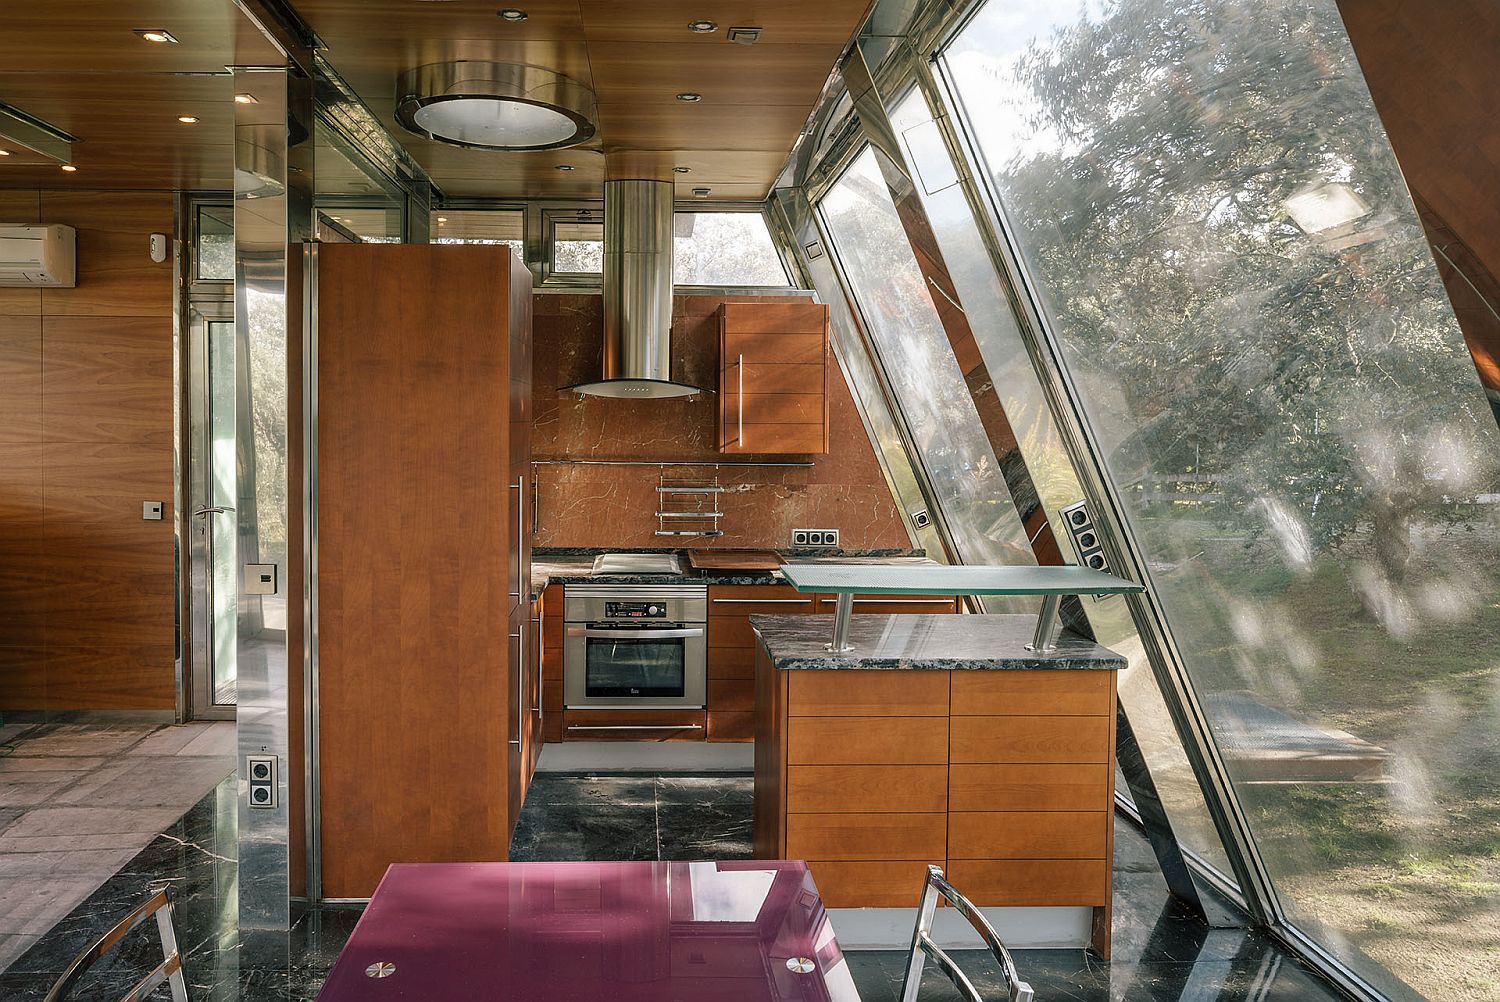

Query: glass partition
[674,211,789,286]
[943,0,1500,995]
[819,147,1034,573]
[433,208,524,254]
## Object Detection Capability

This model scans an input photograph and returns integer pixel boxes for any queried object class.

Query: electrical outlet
[247,755,278,809]
[1059,500,1113,588]
[792,528,839,548]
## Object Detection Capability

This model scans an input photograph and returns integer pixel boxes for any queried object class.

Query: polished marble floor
[0,719,236,972]
[0,769,1354,1001]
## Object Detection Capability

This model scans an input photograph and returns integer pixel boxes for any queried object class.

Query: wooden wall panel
[0,190,176,711]
[316,244,523,898]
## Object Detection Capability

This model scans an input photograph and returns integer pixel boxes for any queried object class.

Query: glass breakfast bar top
[777,563,1144,653]
[778,562,1143,595]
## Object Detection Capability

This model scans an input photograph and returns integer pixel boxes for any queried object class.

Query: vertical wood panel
[0,190,175,712]
[316,244,525,898]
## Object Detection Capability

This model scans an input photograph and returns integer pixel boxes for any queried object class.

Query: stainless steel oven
[564,585,708,709]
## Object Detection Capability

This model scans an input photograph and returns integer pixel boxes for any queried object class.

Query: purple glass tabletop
[317,860,861,1002]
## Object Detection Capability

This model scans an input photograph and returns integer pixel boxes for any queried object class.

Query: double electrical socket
[792,528,840,547]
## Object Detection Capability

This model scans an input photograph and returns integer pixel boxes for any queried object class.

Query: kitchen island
[751,613,1125,956]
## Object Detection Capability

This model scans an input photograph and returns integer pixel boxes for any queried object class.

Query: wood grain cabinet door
[718,303,830,454]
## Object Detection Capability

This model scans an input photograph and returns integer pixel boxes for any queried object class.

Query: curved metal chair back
[900,865,1034,1002]
[44,887,189,1002]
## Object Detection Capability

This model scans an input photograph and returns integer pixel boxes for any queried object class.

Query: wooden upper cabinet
[718,302,830,455]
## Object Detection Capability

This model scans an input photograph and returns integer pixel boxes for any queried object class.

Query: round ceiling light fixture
[396,61,596,152]
[497,7,528,21]
[672,166,691,173]
[675,92,702,103]
[688,19,717,32]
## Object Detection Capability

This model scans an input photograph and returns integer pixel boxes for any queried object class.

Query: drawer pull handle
[566,724,705,732]
[712,598,813,605]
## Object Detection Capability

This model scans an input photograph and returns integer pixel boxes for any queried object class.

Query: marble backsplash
[531,293,909,550]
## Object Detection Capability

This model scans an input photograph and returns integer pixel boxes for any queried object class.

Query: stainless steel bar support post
[1026,594,1061,653]
[827,592,856,652]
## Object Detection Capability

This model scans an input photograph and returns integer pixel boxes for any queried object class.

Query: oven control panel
[604,601,667,619]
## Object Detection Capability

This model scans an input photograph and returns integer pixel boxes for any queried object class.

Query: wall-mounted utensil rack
[656,475,724,537]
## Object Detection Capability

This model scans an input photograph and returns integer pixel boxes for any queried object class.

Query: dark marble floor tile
[656,802,754,860]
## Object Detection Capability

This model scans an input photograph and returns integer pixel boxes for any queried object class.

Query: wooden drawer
[948,811,1109,859]
[708,646,756,679]
[949,764,1110,812]
[542,677,563,713]
[788,671,948,717]
[945,858,1109,907]
[562,709,706,742]
[804,860,930,908]
[722,302,828,335]
[724,332,827,365]
[725,423,826,455]
[951,671,1113,716]
[950,715,1110,764]
[787,716,948,765]
[708,616,760,650]
[707,710,754,743]
[708,678,754,712]
[708,585,816,618]
[788,813,946,861]
[814,595,959,615]
[787,765,947,814]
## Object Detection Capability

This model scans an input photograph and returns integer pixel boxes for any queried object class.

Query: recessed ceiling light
[234,93,258,105]
[61,164,78,172]
[177,115,199,124]
[676,92,702,103]
[673,166,691,173]
[555,164,575,171]
[0,149,10,157]
[396,61,596,152]
[688,19,717,32]
[134,29,179,43]
[497,8,528,21]
[437,217,448,225]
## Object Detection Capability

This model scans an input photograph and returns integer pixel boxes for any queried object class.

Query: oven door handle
[567,626,705,639]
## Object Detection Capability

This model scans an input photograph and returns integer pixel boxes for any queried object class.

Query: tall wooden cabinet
[315,244,534,899]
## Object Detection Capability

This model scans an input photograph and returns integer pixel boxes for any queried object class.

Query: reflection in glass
[945,0,1500,995]
[674,212,789,286]
[554,219,603,273]
[820,148,1032,571]
[433,208,524,257]
[207,321,238,704]
[196,206,234,281]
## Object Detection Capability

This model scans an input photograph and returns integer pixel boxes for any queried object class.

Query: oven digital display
[604,601,667,619]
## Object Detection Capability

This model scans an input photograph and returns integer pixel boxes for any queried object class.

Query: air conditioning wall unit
[0,224,76,287]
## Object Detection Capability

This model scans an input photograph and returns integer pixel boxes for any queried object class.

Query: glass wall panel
[433,208,524,254]
[886,84,1235,877]
[674,212,789,286]
[553,218,604,274]
[819,147,1034,572]
[944,0,1500,995]
[196,205,235,280]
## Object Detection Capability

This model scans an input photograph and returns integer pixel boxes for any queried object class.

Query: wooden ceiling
[295,0,874,200]
[0,0,870,200]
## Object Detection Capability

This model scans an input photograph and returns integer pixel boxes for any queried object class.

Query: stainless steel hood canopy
[565,179,701,399]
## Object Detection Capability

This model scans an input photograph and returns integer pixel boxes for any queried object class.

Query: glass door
[187,304,238,718]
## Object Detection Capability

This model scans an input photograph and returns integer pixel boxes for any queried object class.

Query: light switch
[142,501,164,521]
[244,563,278,595]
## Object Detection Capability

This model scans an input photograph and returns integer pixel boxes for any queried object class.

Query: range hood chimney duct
[564,178,700,399]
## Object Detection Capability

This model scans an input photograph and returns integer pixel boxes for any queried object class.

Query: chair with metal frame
[900,864,1034,1002]
[43,887,189,1002]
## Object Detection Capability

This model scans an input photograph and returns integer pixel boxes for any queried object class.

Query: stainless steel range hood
[563,178,701,399]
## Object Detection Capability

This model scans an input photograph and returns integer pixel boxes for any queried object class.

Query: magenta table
[316,860,862,1002]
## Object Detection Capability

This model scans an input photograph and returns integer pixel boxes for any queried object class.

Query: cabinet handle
[846,598,957,605]
[534,618,544,718]
[737,353,744,445]
[509,476,524,600]
[509,631,522,746]
[566,724,704,732]
[711,598,813,605]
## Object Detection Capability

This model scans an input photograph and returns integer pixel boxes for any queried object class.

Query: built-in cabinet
[718,302,830,454]
[754,661,1116,956]
[315,244,535,899]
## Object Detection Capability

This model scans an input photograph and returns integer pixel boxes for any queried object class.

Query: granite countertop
[748,613,1126,671]
[528,549,935,600]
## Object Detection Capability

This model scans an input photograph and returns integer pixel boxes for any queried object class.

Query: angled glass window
[673,211,789,287]
[819,147,1034,578]
[552,217,603,275]
[944,0,1500,995]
